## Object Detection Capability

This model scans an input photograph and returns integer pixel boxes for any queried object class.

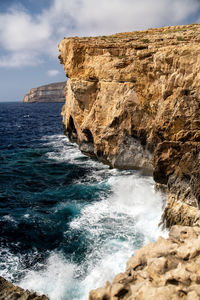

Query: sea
[0,102,166,300]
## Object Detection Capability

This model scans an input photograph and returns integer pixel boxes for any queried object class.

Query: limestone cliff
[0,276,48,299]
[58,24,200,227]
[23,82,66,103]
[89,225,200,300]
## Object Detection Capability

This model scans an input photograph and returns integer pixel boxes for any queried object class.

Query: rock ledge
[89,225,200,300]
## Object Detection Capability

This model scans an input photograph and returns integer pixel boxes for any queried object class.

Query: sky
[0,0,200,101]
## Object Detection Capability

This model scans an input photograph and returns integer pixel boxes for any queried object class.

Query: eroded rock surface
[89,225,200,300]
[58,24,200,226]
[23,82,66,103]
[0,276,48,300]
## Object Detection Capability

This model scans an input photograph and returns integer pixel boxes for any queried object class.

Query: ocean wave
[0,102,167,300]
[16,171,167,300]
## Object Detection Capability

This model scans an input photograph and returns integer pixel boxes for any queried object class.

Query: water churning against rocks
[0,102,166,300]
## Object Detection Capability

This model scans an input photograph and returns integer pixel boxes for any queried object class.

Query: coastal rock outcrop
[23,82,66,103]
[58,24,200,227]
[0,276,48,299]
[89,225,200,300]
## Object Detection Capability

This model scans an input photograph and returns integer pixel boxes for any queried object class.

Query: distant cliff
[23,82,66,103]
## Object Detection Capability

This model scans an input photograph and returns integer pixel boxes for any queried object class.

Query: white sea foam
[16,167,167,300]
[69,173,167,298]
[42,135,84,163]
[2,215,16,223]
[24,214,30,219]
[19,253,76,300]
[42,134,111,187]
[0,248,22,282]
[1,134,167,300]
[42,134,109,171]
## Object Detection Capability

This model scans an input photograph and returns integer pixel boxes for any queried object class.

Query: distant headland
[23,82,66,103]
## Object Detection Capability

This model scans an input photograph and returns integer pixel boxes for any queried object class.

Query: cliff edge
[58,23,200,228]
[23,82,66,103]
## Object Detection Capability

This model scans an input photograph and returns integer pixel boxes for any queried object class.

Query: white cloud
[48,0,200,35]
[0,0,199,68]
[0,52,42,68]
[0,11,50,51]
[47,69,60,77]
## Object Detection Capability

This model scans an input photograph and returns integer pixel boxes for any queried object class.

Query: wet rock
[89,226,200,300]
[0,276,48,300]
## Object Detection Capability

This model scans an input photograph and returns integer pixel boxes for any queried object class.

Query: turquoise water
[0,102,166,299]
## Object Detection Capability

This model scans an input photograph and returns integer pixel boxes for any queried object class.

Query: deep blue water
[0,102,165,300]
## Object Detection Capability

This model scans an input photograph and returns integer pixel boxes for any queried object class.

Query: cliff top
[29,81,66,92]
[58,23,200,80]
[65,23,200,42]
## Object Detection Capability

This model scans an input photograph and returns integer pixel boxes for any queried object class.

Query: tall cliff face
[58,24,200,226]
[23,82,66,103]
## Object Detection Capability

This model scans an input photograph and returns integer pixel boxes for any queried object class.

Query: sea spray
[0,103,167,300]
[18,163,166,300]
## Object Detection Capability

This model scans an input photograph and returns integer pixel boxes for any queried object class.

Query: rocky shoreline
[2,225,200,300]
[23,82,66,103]
[89,225,200,300]
[0,276,48,300]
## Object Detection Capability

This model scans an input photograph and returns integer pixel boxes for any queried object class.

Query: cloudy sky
[0,0,200,101]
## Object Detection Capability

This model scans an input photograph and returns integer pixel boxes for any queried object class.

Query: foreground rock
[23,82,66,103]
[0,276,48,299]
[89,225,200,300]
[58,24,200,226]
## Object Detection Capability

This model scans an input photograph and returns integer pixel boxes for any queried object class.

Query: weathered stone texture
[89,225,200,300]
[0,276,48,300]
[58,24,200,227]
